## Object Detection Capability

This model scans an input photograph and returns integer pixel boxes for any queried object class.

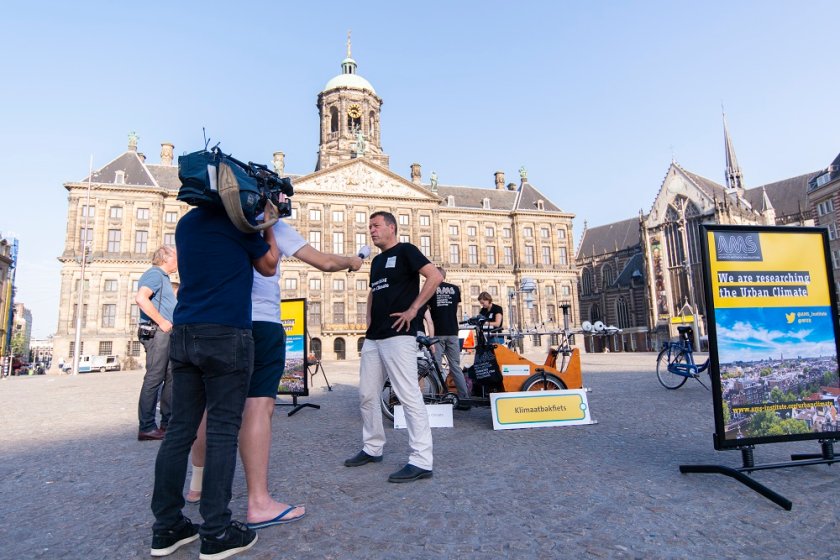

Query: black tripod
[307,356,332,391]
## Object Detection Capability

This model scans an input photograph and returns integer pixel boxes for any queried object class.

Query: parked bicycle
[380,334,456,421]
[656,325,710,390]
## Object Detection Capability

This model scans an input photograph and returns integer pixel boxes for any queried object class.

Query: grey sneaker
[199,521,257,560]
[151,516,199,556]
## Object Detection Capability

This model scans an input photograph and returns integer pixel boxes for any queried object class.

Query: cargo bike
[380,315,585,421]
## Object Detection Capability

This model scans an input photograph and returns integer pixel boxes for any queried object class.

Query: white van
[78,355,121,373]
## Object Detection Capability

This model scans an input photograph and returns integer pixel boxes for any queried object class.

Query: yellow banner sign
[707,230,830,309]
[490,389,594,430]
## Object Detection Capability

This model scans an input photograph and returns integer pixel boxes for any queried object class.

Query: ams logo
[714,232,763,262]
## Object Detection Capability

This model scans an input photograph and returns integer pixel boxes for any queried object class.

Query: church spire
[723,109,744,191]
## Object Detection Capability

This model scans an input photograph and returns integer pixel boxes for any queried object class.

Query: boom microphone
[358,245,371,259]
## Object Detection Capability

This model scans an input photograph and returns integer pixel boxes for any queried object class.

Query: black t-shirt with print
[427,281,461,336]
[366,243,431,340]
[479,303,504,331]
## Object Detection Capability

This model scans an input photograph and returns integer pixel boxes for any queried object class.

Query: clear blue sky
[1,1,838,338]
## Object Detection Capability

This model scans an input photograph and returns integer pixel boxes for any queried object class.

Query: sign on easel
[703,226,840,450]
[278,298,308,396]
[679,225,840,510]
[490,389,594,430]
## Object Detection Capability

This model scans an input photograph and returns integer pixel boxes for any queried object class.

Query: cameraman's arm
[293,244,362,272]
[253,223,279,277]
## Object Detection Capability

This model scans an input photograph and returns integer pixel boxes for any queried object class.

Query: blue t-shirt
[173,206,270,329]
[137,266,176,323]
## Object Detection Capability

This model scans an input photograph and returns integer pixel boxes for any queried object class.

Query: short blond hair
[151,245,175,266]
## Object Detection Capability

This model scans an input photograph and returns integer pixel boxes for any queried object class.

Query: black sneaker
[199,521,258,560]
[151,516,199,556]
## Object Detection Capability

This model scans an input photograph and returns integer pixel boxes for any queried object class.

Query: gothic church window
[581,267,593,295]
[602,264,613,289]
[616,297,631,329]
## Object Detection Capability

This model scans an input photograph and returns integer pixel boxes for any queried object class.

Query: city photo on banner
[278,298,308,397]
[701,225,840,450]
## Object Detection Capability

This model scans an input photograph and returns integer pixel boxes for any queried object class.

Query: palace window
[524,246,535,265]
[333,302,345,323]
[134,231,148,253]
[333,232,344,254]
[503,246,513,265]
[101,304,116,328]
[107,229,121,253]
[449,244,460,264]
[420,236,431,257]
[486,246,496,265]
[309,231,321,251]
[468,245,478,264]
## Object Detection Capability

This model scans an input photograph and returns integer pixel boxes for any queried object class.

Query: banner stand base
[276,394,320,417]
[680,442,839,510]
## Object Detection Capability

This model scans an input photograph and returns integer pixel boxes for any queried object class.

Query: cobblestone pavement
[1,352,837,559]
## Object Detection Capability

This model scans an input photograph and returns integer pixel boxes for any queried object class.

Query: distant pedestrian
[135,245,178,441]
[426,267,470,409]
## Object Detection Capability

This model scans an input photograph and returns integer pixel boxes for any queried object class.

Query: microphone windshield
[358,245,371,259]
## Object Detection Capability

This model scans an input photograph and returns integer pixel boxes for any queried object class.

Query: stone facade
[52,47,578,366]
[0,235,15,357]
[806,152,840,300]
[577,218,649,352]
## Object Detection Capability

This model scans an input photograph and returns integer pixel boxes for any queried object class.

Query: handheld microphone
[358,245,371,259]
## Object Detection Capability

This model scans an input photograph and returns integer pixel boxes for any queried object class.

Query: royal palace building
[52,45,578,368]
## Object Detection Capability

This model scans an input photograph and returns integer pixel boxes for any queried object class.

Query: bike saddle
[416,335,438,347]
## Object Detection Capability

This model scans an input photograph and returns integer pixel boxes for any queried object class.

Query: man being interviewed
[345,211,443,483]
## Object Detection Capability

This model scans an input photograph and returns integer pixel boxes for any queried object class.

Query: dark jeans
[151,324,253,537]
[138,328,173,431]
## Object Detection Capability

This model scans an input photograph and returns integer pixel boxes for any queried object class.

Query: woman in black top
[477,291,504,344]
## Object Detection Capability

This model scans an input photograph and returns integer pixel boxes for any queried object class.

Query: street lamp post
[675,198,701,351]
[71,156,94,376]
[507,277,537,353]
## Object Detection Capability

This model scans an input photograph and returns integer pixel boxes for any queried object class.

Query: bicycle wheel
[521,372,567,391]
[656,348,688,389]
[380,359,443,421]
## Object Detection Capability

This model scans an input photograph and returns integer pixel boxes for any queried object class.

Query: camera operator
[135,245,177,441]
[150,202,278,559]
